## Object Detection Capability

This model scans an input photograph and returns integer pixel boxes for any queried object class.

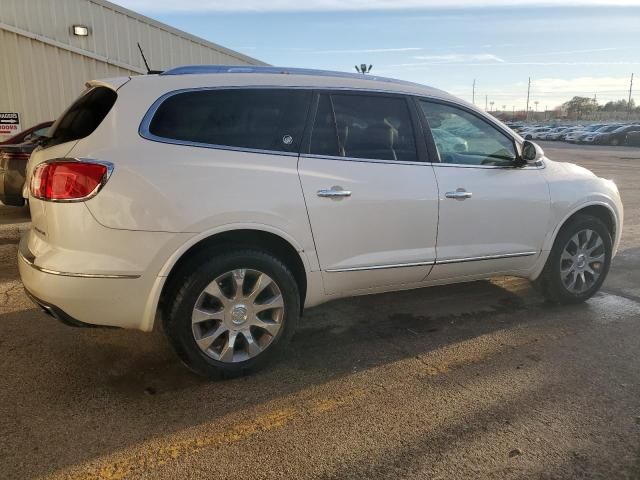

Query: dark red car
[0,121,53,206]
[0,121,52,145]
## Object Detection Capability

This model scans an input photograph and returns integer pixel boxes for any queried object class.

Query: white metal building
[0,0,266,138]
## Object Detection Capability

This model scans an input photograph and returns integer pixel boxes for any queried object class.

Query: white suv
[19,66,623,376]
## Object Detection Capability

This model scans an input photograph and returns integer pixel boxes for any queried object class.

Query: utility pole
[485,95,488,111]
[525,77,531,121]
[472,79,476,105]
[628,73,634,118]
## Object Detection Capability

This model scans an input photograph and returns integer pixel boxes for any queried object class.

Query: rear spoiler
[86,77,132,92]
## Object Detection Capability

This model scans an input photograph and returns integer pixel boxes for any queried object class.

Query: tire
[0,196,25,207]
[534,214,612,304]
[164,249,300,378]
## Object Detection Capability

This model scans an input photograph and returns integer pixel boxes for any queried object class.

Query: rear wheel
[534,214,612,304]
[164,249,300,377]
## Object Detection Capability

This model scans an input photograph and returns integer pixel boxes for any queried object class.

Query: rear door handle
[317,187,352,198]
[445,189,472,200]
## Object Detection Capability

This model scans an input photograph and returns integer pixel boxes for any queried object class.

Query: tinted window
[420,100,516,166]
[148,89,312,153]
[46,87,117,148]
[309,93,417,162]
[309,95,340,156]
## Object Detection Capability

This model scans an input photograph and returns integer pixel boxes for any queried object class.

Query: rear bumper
[18,231,165,331]
[23,287,114,328]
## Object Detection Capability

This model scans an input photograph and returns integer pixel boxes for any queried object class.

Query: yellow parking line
[58,389,365,480]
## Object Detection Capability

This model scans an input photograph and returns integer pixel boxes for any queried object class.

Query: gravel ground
[1,143,639,479]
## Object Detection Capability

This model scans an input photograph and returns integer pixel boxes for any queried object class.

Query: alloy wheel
[191,269,284,363]
[560,229,606,294]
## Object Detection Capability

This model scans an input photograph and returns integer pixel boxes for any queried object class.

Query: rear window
[146,89,312,153]
[45,87,117,148]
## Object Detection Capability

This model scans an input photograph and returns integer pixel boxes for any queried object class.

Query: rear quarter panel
[72,76,319,272]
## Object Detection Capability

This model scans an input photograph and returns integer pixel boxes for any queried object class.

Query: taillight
[30,160,112,202]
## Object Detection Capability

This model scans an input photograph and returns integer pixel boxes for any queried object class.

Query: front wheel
[534,214,612,304]
[164,249,300,377]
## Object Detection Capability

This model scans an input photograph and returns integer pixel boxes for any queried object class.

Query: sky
[113,0,640,110]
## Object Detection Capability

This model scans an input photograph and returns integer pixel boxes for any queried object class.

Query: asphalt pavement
[1,142,639,479]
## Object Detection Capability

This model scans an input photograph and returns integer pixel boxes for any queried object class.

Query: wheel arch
[531,201,618,281]
[144,226,311,332]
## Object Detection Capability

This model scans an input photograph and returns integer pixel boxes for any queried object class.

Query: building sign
[0,113,21,137]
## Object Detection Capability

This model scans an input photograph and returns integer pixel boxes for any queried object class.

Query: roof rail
[160,65,424,88]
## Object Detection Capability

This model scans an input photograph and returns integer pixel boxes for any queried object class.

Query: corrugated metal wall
[0,0,265,134]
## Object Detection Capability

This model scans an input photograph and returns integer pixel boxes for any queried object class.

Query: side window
[310,93,417,162]
[309,95,340,156]
[148,89,312,153]
[419,100,517,166]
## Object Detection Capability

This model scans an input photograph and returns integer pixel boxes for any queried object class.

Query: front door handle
[445,189,473,200]
[317,187,352,199]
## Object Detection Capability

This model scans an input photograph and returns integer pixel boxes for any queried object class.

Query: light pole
[490,101,495,112]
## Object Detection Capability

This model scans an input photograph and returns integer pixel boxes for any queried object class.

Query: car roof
[125,65,458,102]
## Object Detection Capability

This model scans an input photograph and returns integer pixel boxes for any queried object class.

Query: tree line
[561,96,638,119]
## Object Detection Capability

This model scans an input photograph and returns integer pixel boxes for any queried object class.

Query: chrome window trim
[139,85,433,157]
[138,86,311,157]
[431,162,545,171]
[19,249,141,279]
[138,85,543,170]
[301,153,543,170]
[301,153,430,167]
[324,251,538,272]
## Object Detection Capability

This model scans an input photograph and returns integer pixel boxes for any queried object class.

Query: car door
[298,92,439,295]
[416,98,550,281]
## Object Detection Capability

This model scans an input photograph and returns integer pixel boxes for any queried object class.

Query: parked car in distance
[431,128,468,153]
[540,127,568,141]
[19,66,623,377]
[0,121,52,206]
[0,121,52,145]
[580,124,623,144]
[564,124,605,143]
[625,131,640,146]
[595,124,640,146]
[558,126,585,141]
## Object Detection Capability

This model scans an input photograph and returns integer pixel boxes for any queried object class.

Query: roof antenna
[137,42,162,74]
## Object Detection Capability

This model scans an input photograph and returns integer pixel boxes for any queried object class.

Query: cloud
[412,53,505,63]
[391,60,640,68]
[445,75,636,108]
[531,76,634,94]
[315,47,423,54]
[114,0,640,12]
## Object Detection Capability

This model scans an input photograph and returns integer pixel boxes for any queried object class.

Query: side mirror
[521,140,544,164]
